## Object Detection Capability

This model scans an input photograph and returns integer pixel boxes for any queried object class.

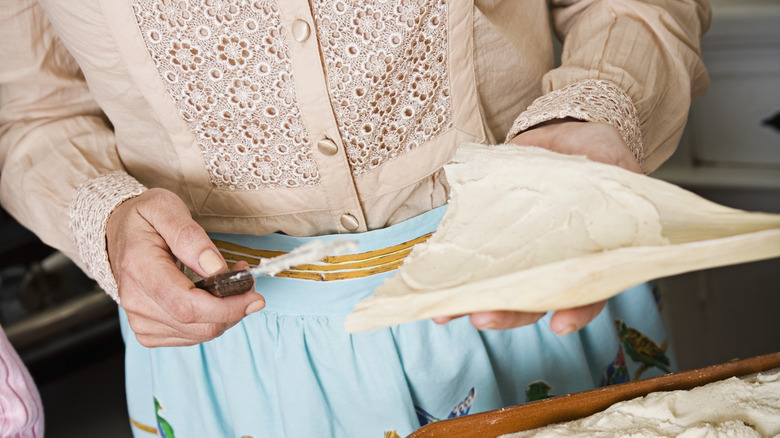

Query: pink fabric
[0,327,43,438]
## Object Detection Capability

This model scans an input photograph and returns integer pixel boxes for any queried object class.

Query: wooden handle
[407,352,780,438]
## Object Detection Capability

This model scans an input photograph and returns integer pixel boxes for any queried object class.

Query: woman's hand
[508,118,642,173]
[106,188,265,347]
[435,120,641,335]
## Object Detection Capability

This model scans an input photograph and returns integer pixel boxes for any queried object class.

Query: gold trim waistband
[214,233,432,281]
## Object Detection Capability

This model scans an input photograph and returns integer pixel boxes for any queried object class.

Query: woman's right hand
[105,188,265,347]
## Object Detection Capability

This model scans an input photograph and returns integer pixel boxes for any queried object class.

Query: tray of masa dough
[404,352,780,438]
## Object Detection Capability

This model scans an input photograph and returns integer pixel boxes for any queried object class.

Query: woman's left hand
[434,119,641,335]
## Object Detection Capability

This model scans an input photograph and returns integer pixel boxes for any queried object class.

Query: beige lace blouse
[0,0,710,299]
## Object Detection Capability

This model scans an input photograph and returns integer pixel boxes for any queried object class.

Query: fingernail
[199,249,224,276]
[432,316,450,325]
[556,323,577,336]
[245,299,265,315]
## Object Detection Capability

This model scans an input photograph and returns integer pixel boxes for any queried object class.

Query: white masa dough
[384,144,668,294]
[500,369,780,438]
[344,143,780,332]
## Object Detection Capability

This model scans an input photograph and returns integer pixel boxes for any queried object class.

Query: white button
[340,213,359,231]
[317,138,339,156]
[292,19,311,42]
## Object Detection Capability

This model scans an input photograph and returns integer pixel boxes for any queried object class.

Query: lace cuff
[505,79,644,167]
[68,172,147,303]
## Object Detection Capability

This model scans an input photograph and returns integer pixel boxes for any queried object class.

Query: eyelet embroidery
[132,0,318,190]
[311,0,453,176]
[132,0,453,188]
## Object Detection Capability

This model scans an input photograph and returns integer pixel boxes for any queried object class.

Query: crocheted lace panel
[131,0,453,188]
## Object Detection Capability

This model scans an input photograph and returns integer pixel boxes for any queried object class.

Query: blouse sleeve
[0,0,145,301]
[506,0,711,173]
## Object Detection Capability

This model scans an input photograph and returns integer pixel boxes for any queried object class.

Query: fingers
[431,300,606,335]
[431,314,464,325]
[127,293,264,347]
[123,263,259,324]
[469,310,546,330]
[135,189,227,278]
[432,311,546,330]
[549,300,607,335]
[106,189,266,347]
[118,258,265,346]
[123,281,265,347]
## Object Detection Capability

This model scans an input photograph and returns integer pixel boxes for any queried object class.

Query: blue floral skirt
[120,206,675,437]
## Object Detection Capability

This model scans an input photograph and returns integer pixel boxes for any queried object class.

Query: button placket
[316,136,358,231]
[277,4,367,232]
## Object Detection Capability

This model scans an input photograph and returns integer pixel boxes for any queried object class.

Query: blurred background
[0,208,130,436]
[0,0,777,436]
[652,0,780,371]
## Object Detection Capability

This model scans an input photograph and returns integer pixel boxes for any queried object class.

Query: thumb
[137,189,227,278]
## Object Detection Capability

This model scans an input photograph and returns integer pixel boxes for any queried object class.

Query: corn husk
[345,144,780,333]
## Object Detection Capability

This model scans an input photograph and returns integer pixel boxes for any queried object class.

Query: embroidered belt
[214,233,432,281]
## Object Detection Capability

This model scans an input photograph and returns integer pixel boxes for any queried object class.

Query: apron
[120,206,675,437]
